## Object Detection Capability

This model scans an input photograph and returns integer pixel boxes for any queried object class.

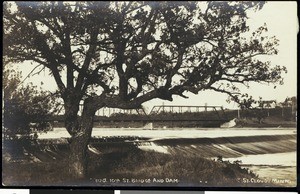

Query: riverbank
[51,117,296,129]
[234,116,296,128]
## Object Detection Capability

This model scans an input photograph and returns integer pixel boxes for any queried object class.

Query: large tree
[3,1,286,178]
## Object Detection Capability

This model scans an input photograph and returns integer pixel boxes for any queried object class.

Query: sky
[144,1,298,109]
[12,1,298,110]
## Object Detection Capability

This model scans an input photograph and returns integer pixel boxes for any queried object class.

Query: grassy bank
[88,148,261,187]
[2,140,275,187]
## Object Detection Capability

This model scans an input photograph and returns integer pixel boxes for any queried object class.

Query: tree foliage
[3,2,286,110]
[3,68,57,138]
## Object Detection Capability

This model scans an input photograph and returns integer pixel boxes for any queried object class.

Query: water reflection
[225,152,296,166]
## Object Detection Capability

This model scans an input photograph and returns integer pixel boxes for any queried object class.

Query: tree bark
[68,101,96,179]
[64,97,80,137]
[69,132,89,178]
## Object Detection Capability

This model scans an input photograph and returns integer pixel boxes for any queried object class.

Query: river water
[37,127,297,186]
[225,151,296,186]
[38,127,296,139]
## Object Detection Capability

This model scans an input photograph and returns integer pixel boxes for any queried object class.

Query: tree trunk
[69,132,89,178]
[68,102,96,179]
[64,99,80,137]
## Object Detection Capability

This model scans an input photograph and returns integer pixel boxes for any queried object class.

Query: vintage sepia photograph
[2,1,297,188]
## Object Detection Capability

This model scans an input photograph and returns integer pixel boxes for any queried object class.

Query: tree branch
[19,64,43,85]
[75,27,99,91]
[209,86,241,96]
[29,22,66,93]
[165,49,184,88]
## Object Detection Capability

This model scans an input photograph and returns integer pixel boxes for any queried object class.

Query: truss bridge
[52,104,229,127]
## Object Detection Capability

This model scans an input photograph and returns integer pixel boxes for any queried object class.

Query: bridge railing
[149,105,227,120]
[55,104,146,116]
[54,104,228,120]
[150,105,224,114]
[95,107,146,117]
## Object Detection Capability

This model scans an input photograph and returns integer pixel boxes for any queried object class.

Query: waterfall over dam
[4,131,296,164]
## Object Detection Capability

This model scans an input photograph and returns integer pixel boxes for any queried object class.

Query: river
[37,127,297,186]
[38,127,296,139]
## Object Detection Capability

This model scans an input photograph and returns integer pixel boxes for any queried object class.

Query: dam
[3,127,297,186]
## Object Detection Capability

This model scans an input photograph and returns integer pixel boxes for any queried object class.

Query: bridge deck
[93,118,229,122]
